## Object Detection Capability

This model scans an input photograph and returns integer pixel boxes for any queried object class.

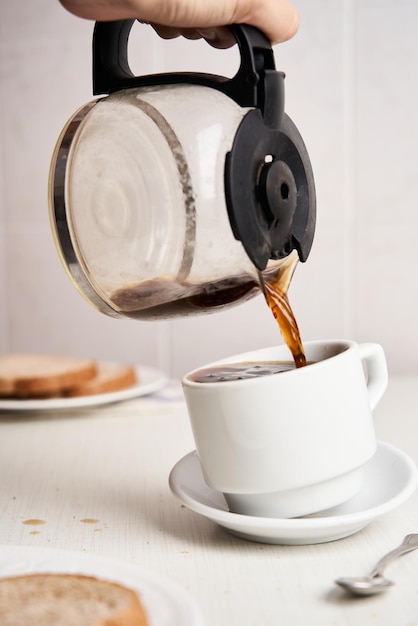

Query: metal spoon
[335,533,418,596]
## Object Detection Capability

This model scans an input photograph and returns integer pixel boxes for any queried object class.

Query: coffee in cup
[189,361,298,383]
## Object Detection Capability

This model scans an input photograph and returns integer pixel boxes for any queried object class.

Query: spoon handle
[369,533,418,578]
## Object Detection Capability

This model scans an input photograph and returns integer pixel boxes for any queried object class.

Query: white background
[1,0,417,378]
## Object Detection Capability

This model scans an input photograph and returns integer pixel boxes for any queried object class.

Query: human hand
[59,0,299,48]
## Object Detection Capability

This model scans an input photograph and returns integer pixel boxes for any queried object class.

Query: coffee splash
[260,251,306,368]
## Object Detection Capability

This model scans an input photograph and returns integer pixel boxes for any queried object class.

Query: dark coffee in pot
[111,252,306,369]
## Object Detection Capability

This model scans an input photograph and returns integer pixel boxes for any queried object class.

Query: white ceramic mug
[182,340,388,518]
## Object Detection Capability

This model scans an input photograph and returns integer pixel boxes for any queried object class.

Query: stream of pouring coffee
[259,252,307,368]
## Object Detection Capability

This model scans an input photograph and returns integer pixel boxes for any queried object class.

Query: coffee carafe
[49,21,316,320]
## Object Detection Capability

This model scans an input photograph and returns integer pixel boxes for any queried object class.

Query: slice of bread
[65,363,137,397]
[0,573,149,626]
[0,354,97,398]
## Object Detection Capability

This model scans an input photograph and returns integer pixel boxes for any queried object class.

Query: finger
[196,27,235,49]
[151,25,181,41]
[151,25,234,49]
[249,0,300,44]
[151,25,205,42]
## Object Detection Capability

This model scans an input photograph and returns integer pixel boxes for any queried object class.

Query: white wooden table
[0,376,417,625]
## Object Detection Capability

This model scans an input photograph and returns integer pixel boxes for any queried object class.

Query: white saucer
[169,441,418,545]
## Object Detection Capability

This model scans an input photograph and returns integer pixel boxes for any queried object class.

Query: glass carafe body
[51,84,286,319]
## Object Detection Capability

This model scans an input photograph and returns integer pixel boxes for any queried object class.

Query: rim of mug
[182,339,356,387]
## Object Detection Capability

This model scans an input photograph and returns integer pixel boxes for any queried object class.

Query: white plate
[0,546,203,626]
[169,441,418,545]
[0,365,167,412]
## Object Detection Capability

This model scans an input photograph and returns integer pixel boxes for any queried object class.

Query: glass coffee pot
[49,21,316,319]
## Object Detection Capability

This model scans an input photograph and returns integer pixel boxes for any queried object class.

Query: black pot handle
[92,20,284,128]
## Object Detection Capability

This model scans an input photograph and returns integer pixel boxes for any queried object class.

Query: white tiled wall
[1,0,417,378]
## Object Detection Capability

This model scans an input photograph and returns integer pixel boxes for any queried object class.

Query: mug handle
[358,343,388,411]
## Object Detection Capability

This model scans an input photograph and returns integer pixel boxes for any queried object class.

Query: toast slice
[65,363,137,397]
[0,354,97,397]
[0,573,149,626]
